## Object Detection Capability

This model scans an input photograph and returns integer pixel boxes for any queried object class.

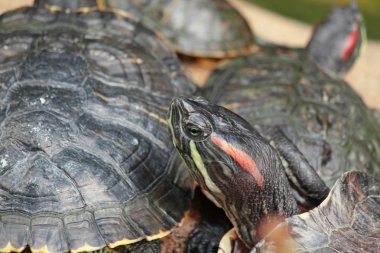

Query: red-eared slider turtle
[201,4,377,194]
[202,47,380,191]
[95,0,255,58]
[168,97,380,252]
[0,1,196,252]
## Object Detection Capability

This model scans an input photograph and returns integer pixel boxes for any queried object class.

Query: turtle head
[168,96,266,191]
[307,3,366,76]
[168,96,298,247]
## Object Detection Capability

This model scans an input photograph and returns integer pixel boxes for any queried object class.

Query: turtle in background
[200,3,377,193]
[168,97,380,252]
[306,2,366,76]
[96,1,365,84]
[202,45,380,191]
[95,0,255,58]
[0,0,197,252]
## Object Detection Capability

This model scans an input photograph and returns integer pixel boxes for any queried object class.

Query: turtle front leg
[261,127,330,208]
[185,189,232,253]
[85,241,160,253]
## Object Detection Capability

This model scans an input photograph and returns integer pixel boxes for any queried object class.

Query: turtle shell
[203,49,380,187]
[97,0,255,58]
[0,5,195,253]
[252,170,380,252]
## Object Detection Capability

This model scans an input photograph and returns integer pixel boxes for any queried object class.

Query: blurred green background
[247,0,380,40]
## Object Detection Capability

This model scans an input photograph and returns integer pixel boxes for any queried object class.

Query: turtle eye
[186,124,203,137]
[181,113,212,141]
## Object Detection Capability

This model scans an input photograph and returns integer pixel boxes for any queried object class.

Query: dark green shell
[252,171,380,252]
[98,0,254,58]
[0,5,194,253]
[203,49,380,187]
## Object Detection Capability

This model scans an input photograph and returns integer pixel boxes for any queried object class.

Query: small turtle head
[307,2,366,75]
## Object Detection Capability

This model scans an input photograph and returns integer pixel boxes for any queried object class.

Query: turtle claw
[186,222,226,253]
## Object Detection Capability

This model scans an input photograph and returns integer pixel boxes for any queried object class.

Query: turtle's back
[0,6,194,253]
[98,0,254,58]
[204,49,380,186]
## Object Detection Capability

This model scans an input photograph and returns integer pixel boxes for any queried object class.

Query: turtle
[95,0,255,58]
[0,0,197,252]
[93,0,256,86]
[0,1,371,253]
[202,46,380,191]
[95,1,365,85]
[167,97,380,252]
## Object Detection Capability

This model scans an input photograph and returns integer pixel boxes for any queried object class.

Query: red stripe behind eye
[211,135,264,188]
[341,27,359,61]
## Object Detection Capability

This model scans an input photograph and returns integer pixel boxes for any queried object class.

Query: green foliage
[247,0,380,40]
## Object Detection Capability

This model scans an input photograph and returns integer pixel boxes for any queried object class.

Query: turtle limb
[186,189,232,253]
[123,240,160,253]
[262,127,330,208]
[85,241,160,253]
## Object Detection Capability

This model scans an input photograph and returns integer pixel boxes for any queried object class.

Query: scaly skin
[168,97,299,247]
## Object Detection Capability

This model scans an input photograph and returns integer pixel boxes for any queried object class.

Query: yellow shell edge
[0,242,25,253]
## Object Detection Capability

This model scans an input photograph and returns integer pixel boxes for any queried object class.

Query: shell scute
[63,211,106,251]
[0,214,29,252]
[0,4,194,251]
[29,217,68,253]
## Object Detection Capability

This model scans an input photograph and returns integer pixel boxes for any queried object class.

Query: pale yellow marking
[0,242,25,253]
[93,91,109,102]
[92,91,167,125]
[319,188,333,208]
[223,102,242,110]
[30,245,53,253]
[45,4,98,14]
[45,5,62,12]
[109,210,190,248]
[96,0,107,10]
[138,107,167,125]
[108,238,143,249]
[104,7,135,20]
[146,230,172,241]
[71,243,102,253]
[217,228,237,253]
[190,141,222,194]
[298,211,311,220]
[128,58,143,64]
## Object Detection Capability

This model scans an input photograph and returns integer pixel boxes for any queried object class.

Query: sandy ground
[1,0,379,109]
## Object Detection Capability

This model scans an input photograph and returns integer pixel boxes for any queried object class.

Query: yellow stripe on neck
[190,141,221,194]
